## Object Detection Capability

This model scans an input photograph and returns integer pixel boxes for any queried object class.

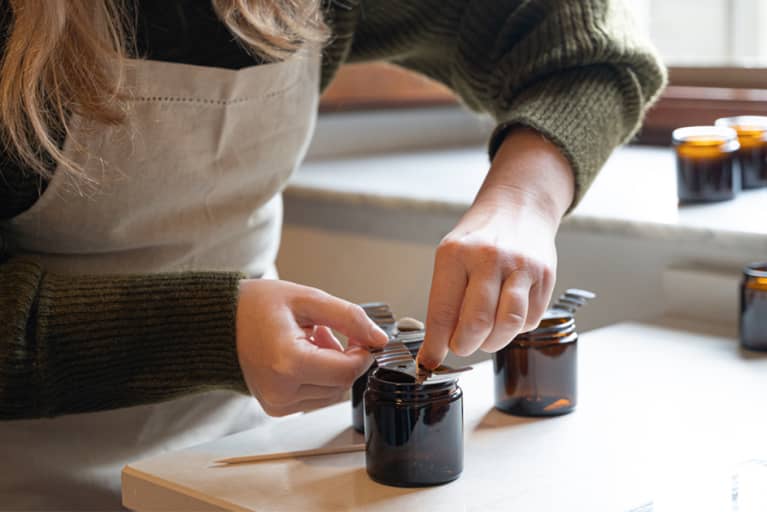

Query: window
[631,0,767,68]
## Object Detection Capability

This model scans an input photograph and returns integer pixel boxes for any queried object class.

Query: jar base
[495,396,575,417]
[678,194,735,205]
[741,342,767,352]
[367,470,461,488]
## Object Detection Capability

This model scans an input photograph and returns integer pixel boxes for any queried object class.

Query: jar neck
[513,320,577,347]
[367,367,459,403]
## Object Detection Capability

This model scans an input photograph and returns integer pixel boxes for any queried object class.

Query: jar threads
[740,263,767,352]
[363,367,463,487]
[673,126,740,204]
[715,116,767,190]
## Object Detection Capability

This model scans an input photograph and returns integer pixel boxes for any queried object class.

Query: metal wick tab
[369,341,472,385]
[551,288,596,313]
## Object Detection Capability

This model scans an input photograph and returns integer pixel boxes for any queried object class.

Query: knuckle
[475,243,501,265]
[464,312,493,334]
[501,310,526,328]
[436,237,463,260]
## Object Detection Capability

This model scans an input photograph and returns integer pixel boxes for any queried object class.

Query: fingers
[309,325,345,351]
[419,245,468,369]
[291,343,373,387]
[292,291,388,349]
[480,272,533,353]
[523,280,547,333]
[449,267,502,356]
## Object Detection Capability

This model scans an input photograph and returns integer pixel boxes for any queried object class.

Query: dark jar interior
[351,331,423,433]
[364,367,463,487]
[493,309,578,417]
[740,263,767,351]
[673,126,739,204]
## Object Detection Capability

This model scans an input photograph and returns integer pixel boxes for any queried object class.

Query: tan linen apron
[1,51,319,510]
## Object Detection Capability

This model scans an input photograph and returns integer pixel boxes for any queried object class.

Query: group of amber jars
[674,116,767,204]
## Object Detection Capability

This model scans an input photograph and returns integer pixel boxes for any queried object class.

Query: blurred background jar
[673,126,740,204]
[740,263,767,352]
[715,116,767,190]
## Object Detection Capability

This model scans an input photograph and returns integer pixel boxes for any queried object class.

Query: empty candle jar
[364,366,463,487]
[740,263,767,351]
[716,116,767,189]
[673,126,739,204]
[494,309,578,416]
[351,330,424,433]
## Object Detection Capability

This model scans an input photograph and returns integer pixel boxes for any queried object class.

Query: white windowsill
[287,144,767,252]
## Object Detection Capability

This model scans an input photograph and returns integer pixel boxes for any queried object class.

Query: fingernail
[416,355,437,371]
[369,324,388,345]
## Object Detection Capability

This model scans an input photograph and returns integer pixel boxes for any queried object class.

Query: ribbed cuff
[0,259,44,418]
[32,269,247,417]
[488,66,644,212]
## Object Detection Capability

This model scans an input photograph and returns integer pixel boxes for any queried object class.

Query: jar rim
[673,125,737,142]
[744,263,767,278]
[367,367,460,402]
[716,116,767,131]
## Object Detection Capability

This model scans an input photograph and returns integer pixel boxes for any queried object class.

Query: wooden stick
[213,443,366,465]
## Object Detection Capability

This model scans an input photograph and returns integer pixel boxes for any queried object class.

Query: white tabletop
[122,319,767,511]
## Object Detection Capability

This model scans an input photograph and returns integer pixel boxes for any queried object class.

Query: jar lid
[743,262,767,278]
[672,126,740,157]
[716,117,767,148]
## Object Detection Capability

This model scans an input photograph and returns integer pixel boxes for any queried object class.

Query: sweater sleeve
[340,0,667,206]
[0,256,248,420]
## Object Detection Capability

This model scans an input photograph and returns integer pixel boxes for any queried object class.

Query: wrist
[475,127,575,225]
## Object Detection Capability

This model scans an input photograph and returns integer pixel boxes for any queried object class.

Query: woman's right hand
[235,279,388,417]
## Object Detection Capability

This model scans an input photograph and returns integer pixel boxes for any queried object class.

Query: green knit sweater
[0,0,666,419]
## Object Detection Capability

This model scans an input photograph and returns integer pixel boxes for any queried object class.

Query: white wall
[277,198,759,364]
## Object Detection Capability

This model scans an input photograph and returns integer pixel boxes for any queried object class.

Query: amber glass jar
[493,309,577,416]
[364,367,463,487]
[716,116,767,189]
[740,263,767,351]
[351,331,424,433]
[673,126,740,204]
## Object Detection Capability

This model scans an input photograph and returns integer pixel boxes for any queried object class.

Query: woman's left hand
[417,128,575,369]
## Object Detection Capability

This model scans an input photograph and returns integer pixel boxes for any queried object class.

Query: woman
[0,0,665,508]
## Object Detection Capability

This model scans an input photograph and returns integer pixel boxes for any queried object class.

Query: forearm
[475,127,575,224]
[0,257,247,420]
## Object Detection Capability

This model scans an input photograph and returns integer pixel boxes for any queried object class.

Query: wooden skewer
[213,443,366,465]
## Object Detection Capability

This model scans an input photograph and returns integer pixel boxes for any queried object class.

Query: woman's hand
[236,280,388,416]
[417,128,575,369]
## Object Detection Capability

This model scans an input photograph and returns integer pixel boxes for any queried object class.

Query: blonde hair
[0,0,328,179]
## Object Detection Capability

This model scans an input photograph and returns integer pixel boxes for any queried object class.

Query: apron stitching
[130,77,301,105]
